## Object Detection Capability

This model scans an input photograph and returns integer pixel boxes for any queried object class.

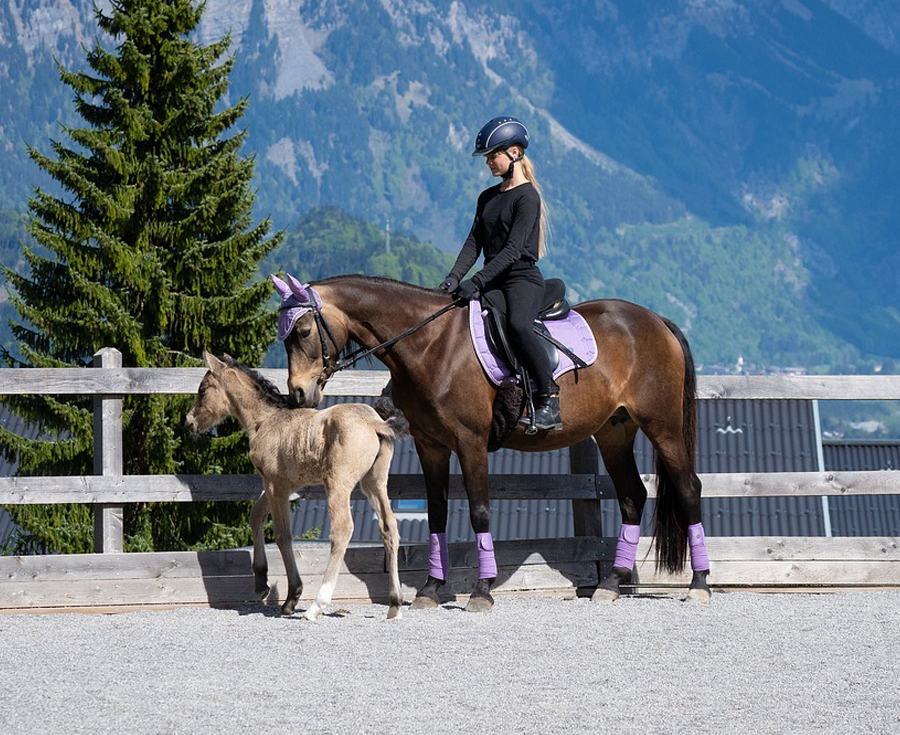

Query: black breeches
[484,264,555,395]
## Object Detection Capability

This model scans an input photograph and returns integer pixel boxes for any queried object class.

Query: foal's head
[185,352,236,435]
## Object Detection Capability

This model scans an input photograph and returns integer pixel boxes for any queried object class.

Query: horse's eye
[299,327,312,338]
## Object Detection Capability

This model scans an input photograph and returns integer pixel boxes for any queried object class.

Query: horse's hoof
[685,587,712,604]
[592,587,620,603]
[410,594,439,610]
[281,602,297,616]
[387,605,403,620]
[465,594,494,613]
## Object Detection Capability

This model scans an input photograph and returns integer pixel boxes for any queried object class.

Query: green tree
[0,0,281,553]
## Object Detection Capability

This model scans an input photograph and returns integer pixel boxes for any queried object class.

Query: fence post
[569,438,602,537]
[93,347,124,553]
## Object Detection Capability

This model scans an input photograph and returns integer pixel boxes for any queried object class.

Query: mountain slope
[1,0,898,369]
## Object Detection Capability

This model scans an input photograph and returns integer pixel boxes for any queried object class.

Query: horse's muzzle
[290,386,321,408]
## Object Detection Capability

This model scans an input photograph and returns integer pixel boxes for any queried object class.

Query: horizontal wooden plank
[400,536,601,571]
[3,536,899,609]
[0,473,596,504]
[0,367,388,396]
[3,368,900,400]
[638,470,900,498]
[4,469,899,505]
[695,374,900,400]
[0,545,389,582]
[627,560,900,587]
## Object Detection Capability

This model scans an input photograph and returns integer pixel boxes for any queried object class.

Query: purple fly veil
[271,272,322,342]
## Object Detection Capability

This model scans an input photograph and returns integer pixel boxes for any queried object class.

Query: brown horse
[274,274,711,611]
[185,351,405,620]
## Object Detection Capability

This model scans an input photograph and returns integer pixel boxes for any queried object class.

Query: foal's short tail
[374,390,410,440]
[653,317,698,574]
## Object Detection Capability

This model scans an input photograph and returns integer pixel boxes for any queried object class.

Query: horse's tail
[653,317,698,574]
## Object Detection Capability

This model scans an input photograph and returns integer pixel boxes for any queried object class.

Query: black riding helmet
[471,116,529,157]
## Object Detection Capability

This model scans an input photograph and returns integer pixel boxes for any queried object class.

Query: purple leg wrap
[688,522,710,572]
[476,532,497,579]
[429,532,449,581]
[613,524,641,570]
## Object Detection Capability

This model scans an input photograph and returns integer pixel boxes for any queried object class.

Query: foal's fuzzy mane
[222,356,293,409]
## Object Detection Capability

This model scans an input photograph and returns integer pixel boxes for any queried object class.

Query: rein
[316,300,460,383]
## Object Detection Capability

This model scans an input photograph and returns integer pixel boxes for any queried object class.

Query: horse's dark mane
[222,356,293,409]
[312,274,441,296]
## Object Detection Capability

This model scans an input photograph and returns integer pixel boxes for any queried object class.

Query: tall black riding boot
[531,392,563,431]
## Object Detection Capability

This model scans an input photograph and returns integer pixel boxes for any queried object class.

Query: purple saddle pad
[468,299,598,387]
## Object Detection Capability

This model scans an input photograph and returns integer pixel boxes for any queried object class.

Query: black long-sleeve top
[448,182,541,288]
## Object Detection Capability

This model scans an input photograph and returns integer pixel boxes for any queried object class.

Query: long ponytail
[519,154,550,258]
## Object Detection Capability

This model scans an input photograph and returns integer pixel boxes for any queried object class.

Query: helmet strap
[501,150,524,180]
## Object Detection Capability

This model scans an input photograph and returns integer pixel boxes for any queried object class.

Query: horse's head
[272,274,348,408]
[185,351,233,434]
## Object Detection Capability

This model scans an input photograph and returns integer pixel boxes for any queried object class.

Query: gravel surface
[1,591,898,734]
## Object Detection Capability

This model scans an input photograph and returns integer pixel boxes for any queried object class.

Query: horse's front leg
[457,441,495,613]
[249,492,270,597]
[410,438,451,610]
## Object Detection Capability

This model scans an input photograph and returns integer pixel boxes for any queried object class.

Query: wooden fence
[1,347,899,611]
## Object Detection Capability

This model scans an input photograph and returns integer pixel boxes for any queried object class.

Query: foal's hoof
[387,605,403,620]
[591,587,620,603]
[465,594,494,613]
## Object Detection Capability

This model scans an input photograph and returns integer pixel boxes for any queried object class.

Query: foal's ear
[203,350,227,374]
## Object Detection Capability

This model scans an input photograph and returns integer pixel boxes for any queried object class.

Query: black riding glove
[454,279,480,301]
[438,276,459,292]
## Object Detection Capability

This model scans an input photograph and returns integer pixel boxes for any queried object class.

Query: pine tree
[0,0,281,553]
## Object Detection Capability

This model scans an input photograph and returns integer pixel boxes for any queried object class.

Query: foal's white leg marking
[303,478,354,621]
[361,450,404,620]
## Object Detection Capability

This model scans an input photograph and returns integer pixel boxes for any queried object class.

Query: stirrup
[518,394,539,435]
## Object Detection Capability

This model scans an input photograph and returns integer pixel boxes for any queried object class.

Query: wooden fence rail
[1,349,899,611]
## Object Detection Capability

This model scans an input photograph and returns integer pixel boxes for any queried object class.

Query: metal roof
[0,405,44,552]
[822,440,900,537]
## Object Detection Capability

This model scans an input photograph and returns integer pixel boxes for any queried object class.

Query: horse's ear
[204,350,227,374]
[270,273,291,299]
[285,273,311,302]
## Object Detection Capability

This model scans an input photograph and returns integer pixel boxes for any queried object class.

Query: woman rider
[439,116,562,431]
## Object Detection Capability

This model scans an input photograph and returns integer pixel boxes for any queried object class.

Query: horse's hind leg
[360,441,403,620]
[649,426,710,603]
[303,478,354,621]
[249,493,270,597]
[593,419,646,603]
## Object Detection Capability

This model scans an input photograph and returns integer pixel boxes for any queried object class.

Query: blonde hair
[518,153,551,258]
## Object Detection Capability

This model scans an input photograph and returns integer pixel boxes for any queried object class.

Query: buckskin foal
[186,351,405,620]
